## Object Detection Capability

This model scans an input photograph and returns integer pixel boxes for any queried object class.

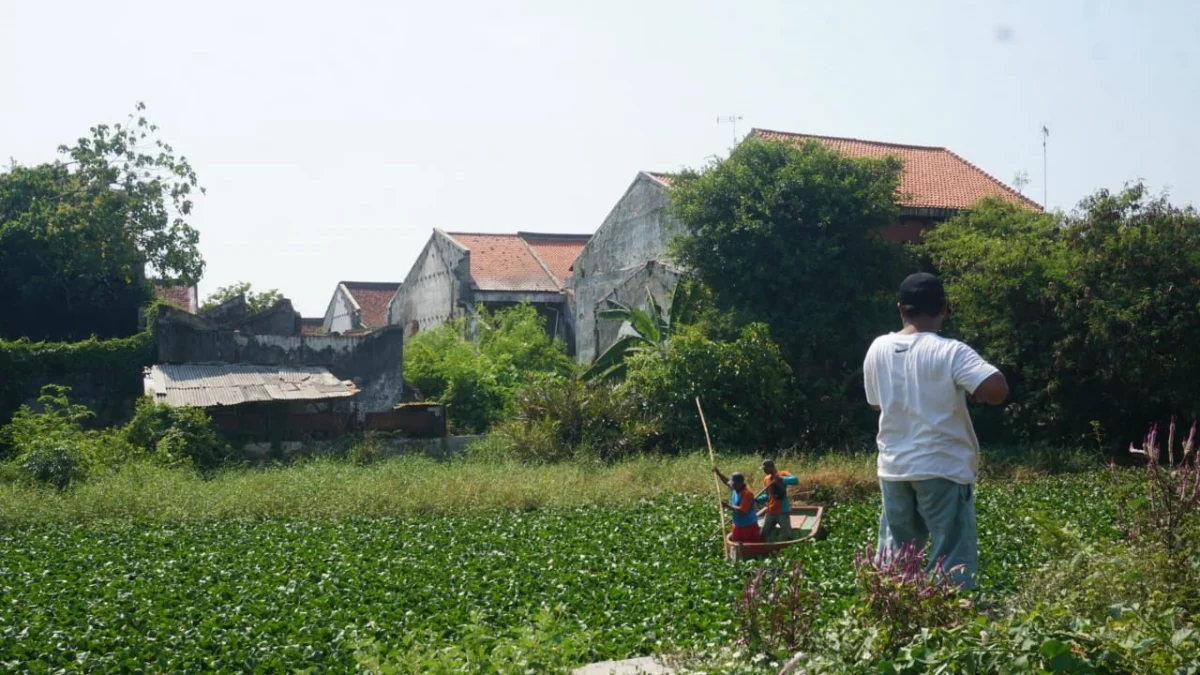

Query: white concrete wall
[568,174,681,362]
[387,231,471,335]
[322,286,358,335]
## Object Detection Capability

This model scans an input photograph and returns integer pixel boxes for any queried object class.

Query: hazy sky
[4,0,1198,316]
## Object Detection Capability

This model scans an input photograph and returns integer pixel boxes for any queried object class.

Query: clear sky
[3,0,1197,316]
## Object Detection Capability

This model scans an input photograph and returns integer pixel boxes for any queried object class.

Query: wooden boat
[724,505,824,560]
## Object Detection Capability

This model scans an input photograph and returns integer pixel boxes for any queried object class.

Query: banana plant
[583,282,696,381]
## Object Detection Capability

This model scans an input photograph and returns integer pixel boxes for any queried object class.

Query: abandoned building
[567,129,1042,363]
[320,281,402,335]
[386,230,590,350]
[145,299,407,447]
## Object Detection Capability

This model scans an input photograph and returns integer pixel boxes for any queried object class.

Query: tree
[925,184,1200,445]
[0,104,205,340]
[201,282,284,315]
[667,137,913,438]
[583,282,697,381]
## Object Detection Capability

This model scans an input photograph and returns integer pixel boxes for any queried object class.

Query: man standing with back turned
[863,273,1009,590]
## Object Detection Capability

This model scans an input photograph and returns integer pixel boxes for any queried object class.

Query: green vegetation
[668,137,915,444]
[0,385,230,489]
[0,462,1145,673]
[0,328,154,432]
[199,281,284,314]
[925,184,1200,446]
[403,304,573,434]
[584,282,697,382]
[0,103,204,341]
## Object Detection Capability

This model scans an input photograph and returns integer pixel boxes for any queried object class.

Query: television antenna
[1042,125,1050,207]
[717,115,743,144]
[1013,170,1030,195]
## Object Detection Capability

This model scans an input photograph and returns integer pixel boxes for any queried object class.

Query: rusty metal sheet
[148,364,356,408]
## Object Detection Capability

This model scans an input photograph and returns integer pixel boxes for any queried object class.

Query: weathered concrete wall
[387,231,471,335]
[593,261,681,360]
[323,286,358,334]
[568,174,679,362]
[156,308,404,419]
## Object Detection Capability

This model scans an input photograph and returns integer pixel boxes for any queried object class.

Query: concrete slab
[572,656,675,675]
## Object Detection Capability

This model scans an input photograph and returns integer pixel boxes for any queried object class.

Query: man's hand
[720,501,732,511]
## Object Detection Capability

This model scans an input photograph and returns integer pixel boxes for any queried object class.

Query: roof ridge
[518,238,564,290]
[339,281,402,289]
[940,147,1044,211]
[517,231,592,241]
[751,128,948,152]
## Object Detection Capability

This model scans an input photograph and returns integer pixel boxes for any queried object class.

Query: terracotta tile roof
[340,281,401,329]
[750,129,1042,211]
[644,171,673,186]
[518,234,590,286]
[444,232,590,293]
[300,318,324,336]
[154,283,196,313]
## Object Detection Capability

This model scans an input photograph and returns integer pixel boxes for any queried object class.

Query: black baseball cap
[898,273,947,316]
[730,471,745,485]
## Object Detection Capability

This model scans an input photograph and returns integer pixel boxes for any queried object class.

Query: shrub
[403,304,574,434]
[124,397,232,471]
[495,375,656,462]
[347,433,383,466]
[925,184,1200,445]
[2,385,96,488]
[625,323,794,452]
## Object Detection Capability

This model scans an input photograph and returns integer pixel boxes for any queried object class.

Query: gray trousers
[877,478,978,590]
[760,512,793,542]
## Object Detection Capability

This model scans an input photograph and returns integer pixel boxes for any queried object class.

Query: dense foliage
[125,397,233,471]
[403,304,573,434]
[625,323,795,452]
[0,328,154,433]
[0,472,1136,672]
[200,281,283,314]
[1,386,230,485]
[925,184,1200,445]
[0,104,205,341]
[668,137,914,442]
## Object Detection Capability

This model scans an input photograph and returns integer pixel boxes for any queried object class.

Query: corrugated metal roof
[145,364,358,407]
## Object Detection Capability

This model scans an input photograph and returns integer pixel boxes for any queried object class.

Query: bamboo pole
[696,397,728,552]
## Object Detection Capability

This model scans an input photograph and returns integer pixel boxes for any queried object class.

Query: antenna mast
[1042,125,1049,207]
[717,115,743,144]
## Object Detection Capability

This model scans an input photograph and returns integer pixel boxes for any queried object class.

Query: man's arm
[969,371,1009,405]
[711,467,731,487]
[863,346,881,411]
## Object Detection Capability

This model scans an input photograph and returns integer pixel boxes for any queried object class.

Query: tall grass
[0,453,875,526]
[0,445,1100,527]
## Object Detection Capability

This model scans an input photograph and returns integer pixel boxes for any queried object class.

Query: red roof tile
[644,171,673,186]
[444,232,589,293]
[154,284,196,313]
[340,282,401,329]
[750,129,1042,211]
[300,318,324,336]
[519,234,590,286]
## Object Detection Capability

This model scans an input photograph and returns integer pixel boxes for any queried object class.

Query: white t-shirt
[863,331,999,484]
